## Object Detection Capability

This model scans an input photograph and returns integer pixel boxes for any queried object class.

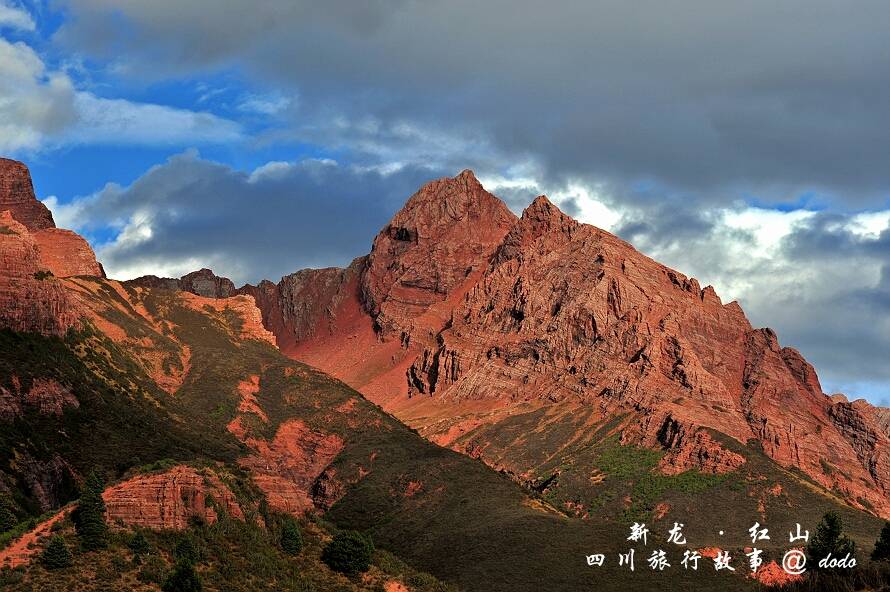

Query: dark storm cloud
[51,1,890,403]
[56,0,890,206]
[71,152,446,285]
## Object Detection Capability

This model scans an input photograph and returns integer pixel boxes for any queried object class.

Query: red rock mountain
[170,170,887,519]
[16,159,883,519]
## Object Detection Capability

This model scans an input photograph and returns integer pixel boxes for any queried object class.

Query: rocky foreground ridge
[128,170,890,519]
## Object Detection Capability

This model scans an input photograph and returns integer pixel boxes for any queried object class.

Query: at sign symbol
[782,550,806,575]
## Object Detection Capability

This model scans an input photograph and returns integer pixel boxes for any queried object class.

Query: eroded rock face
[103,466,244,530]
[238,419,345,515]
[238,261,364,354]
[22,378,79,416]
[15,452,78,512]
[179,292,277,346]
[0,212,81,336]
[0,158,54,231]
[33,229,104,278]
[0,159,104,334]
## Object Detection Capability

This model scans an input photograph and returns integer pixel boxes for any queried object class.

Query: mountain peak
[361,171,517,334]
[522,194,572,223]
[456,168,480,182]
[0,158,55,231]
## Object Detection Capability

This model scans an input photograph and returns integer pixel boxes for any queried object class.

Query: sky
[1,0,889,405]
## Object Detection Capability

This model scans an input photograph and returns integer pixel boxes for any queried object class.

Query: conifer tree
[41,535,73,569]
[872,522,890,562]
[0,496,16,532]
[74,470,108,550]
[162,559,202,592]
[280,517,303,556]
[807,511,856,568]
[321,530,374,575]
[129,530,152,556]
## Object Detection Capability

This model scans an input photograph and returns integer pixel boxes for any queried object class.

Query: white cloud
[238,92,291,115]
[845,210,890,239]
[0,35,242,153]
[0,38,77,152]
[0,1,35,31]
[70,92,242,146]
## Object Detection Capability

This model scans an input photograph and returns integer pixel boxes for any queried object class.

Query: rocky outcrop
[0,212,81,336]
[178,292,277,346]
[33,229,104,278]
[623,412,746,475]
[238,261,363,354]
[103,466,244,530]
[0,158,54,231]
[127,268,236,298]
[0,158,104,334]
[238,419,345,515]
[0,377,80,418]
[13,452,78,512]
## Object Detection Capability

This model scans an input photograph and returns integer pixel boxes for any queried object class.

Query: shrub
[873,521,890,562]
[136,553,167,584]
[41,535,72,569]
[280,517,303,556]
[321,530,374,576]
[162,559,203,592]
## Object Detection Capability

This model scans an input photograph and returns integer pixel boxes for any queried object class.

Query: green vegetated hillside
[0,279,886,592]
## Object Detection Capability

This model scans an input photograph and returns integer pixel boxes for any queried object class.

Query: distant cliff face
[128,268,237,298]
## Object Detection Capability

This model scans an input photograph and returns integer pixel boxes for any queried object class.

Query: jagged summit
[360,169,518,335]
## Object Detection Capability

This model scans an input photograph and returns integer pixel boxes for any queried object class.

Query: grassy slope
[1,281,886,591]
[0,508,456,592]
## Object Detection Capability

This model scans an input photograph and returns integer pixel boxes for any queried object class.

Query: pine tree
[41,535,73,569]
[74,470,108,551]
[807,511,856,568]
[129,530,152,556]
[872,522,890,562]
[321,530,374,575]
[162,559,203,592]
[174,535,200,564]
[280,517,303,556]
